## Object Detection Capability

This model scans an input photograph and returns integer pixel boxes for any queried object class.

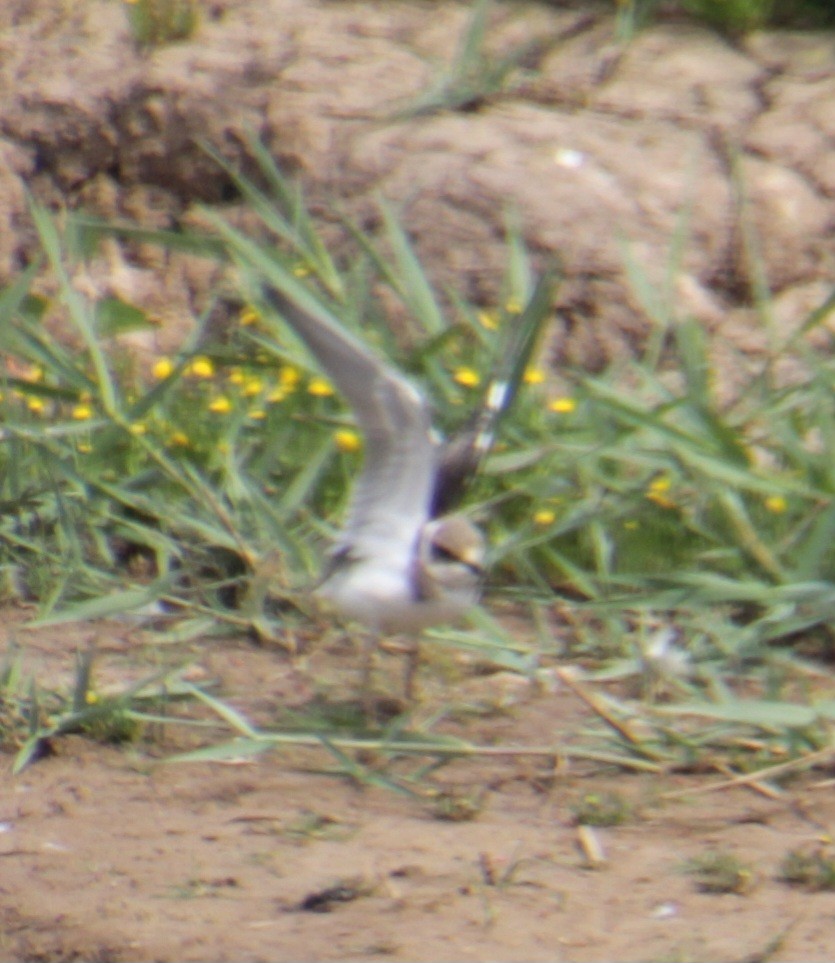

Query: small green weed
[572,790,633,827]
[430,787,488,822]
[122,0,199,47]
[779,846,835,891]
[683,848,755,894]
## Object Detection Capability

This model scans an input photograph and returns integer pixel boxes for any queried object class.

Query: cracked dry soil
[3,1,835,960]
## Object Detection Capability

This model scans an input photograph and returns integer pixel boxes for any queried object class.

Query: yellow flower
[505,296,523,315]
[308,377,334,397]
[764,495,787,514]
[524,367,546,385]
[477,310,499,331]
[279,365,301,390]
[228,367,246,385]
[26,397,45,413]
[186,356,214,379]
[548,397,576,414]
[646,475,675,509]
[533,508,556,526]
[208,396,232,414]
[169,430,190,447]
[248,408,266,420]
[454,367,481,388]
[334,429,362,453]
[242,376,264,397]
[71,404,93,420]
[129,421,147,436]
[152,357,174,380]
[267,387,287,403]
[77,442,93,454]
[24,365,44,383]
[239,307,260,326]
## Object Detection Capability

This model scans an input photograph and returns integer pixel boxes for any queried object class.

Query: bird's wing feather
[430,264,558,516]
[263,287,438,558]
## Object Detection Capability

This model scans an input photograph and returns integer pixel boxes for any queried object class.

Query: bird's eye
[429,542,483,575]
[430,543,459,564]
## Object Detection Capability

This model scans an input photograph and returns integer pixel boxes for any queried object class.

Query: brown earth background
[3,1,835,960]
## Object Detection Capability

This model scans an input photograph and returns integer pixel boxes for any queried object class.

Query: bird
[246,251,556,712]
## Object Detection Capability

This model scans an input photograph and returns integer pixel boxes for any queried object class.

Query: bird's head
[417,515,485,598]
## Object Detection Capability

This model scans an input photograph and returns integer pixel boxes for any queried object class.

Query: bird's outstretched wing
[262,284,438,561]
[429,265,559,517]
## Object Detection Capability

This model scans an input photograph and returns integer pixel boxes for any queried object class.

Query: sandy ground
[3,607,835,962]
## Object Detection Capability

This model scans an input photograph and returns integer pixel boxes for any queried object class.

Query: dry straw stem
[661,745,835,801]
[556,667,666,762]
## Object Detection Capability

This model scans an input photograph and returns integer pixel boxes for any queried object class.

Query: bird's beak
[459,546,485,575]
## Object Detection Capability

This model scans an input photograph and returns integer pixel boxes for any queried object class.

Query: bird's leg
[376,636,423,708]
[359,631,380,721]
[402,637,422,704]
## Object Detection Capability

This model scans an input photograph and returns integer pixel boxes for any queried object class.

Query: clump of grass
[398,0,553,118]
[122,0,199,47]
[683,849,755,894]
[430,787,488,822]
[615,0,835,35]
[0,644,202,771]
[779,846,835,891]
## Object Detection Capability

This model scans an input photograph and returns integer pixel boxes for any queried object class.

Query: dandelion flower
[228,368,246,386]
[208,396,232,414]
[646,476,675,509]
[71,404,93,420]
[77,442,93,454]
[186,356,214,379]
[334,428,361,453]
[267,387,287,404]
[549,397,576,414]
[454,367,480,388]
[477,310,499,331]
[26,397,45,413]
[242,376,264,397]
[764,495,787,514]
[248,408,267,420]
[129,422,147,436]
[533,508,556,526]
[152,357,174,380]
[169,430,190,447]
[279,365,301,390]
[239,307,260,326]
[524,367,546,386]
[308,377,334,397]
